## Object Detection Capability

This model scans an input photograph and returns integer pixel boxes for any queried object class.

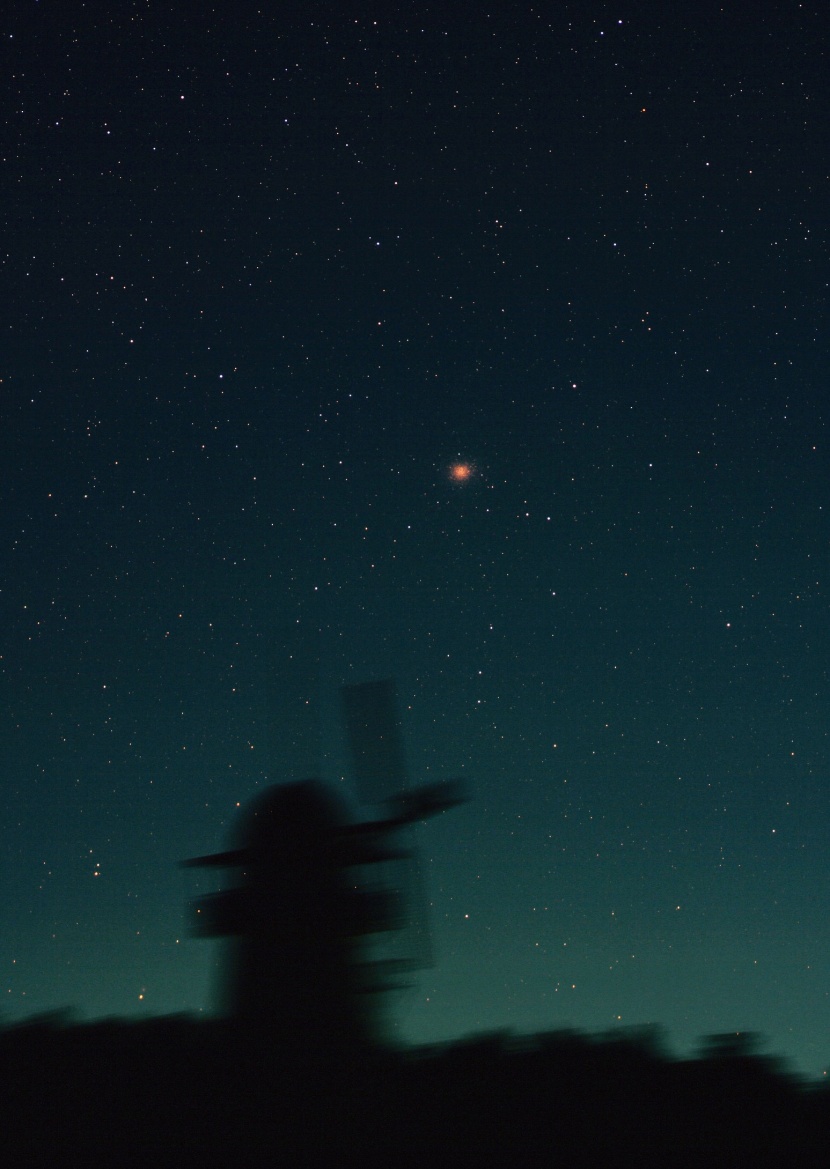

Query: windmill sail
[341,680,456,977]
[341,678,408,802]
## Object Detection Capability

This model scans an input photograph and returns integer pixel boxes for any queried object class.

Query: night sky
[4,4,828,1077]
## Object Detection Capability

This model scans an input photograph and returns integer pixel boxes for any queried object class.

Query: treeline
[1,1015,828,1167]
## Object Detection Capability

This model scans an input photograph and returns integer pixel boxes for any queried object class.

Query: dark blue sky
[3,3,828,1076]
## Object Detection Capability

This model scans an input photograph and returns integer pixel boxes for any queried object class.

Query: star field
[2,4,828,1077]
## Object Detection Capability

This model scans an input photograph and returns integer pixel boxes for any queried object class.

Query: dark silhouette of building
[185,774,464,1057]
[184,680,465,1058]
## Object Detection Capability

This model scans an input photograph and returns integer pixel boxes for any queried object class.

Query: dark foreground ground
[2,1015,829,1168]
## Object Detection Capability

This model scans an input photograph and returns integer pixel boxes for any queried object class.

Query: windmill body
[185,681,465,1056]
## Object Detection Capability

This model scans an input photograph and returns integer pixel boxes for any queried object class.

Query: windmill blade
[354,845,434,977]
[339,678,447,980]
[387,778,469,824]
[397,848,434,970]
[341,679,408,804]
[181,849,249,869]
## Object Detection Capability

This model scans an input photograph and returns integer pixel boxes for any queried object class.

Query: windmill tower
[185,680,465,1056]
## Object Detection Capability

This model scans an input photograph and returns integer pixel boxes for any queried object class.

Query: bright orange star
[449,462,473,483]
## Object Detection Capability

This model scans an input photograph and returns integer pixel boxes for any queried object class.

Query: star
[448,462,474,483]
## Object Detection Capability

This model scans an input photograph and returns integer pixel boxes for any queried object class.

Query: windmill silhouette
[184,679,465,1056]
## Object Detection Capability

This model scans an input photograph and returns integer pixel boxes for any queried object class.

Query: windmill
[184,679,465,1055]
